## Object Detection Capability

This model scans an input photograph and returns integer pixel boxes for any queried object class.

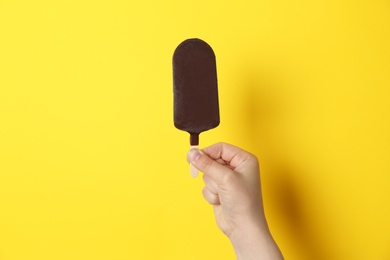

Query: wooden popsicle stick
[190,145,199,178]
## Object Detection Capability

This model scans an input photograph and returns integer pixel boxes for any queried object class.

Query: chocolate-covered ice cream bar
[173,38,220,146]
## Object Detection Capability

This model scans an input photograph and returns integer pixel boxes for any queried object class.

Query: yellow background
[1,0,390,259]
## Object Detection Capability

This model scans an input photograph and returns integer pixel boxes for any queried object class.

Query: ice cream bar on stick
[173,38,220,177]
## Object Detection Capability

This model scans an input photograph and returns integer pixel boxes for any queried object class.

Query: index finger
[201,142,254,170]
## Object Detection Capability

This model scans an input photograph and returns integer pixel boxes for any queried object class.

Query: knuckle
[221,170,235,185]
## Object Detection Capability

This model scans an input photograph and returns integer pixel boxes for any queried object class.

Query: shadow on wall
[239,71,333,260]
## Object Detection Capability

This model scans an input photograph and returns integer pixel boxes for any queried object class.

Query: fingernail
[188,148,201,162]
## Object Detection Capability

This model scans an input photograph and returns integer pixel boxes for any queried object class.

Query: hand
[187,142,283,260]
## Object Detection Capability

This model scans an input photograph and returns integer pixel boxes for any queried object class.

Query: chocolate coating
[173,38,220,145]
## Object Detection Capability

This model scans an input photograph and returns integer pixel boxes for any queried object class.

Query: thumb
[187,149,231,184]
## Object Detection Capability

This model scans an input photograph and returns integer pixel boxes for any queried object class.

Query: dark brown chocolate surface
[173,38,220,145]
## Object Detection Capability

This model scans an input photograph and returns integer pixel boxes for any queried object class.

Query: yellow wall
[1,1,390,259]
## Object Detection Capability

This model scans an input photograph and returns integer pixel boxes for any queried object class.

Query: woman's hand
[187,142,283,260]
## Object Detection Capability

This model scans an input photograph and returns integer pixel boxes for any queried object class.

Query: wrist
[229,220,283,260]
